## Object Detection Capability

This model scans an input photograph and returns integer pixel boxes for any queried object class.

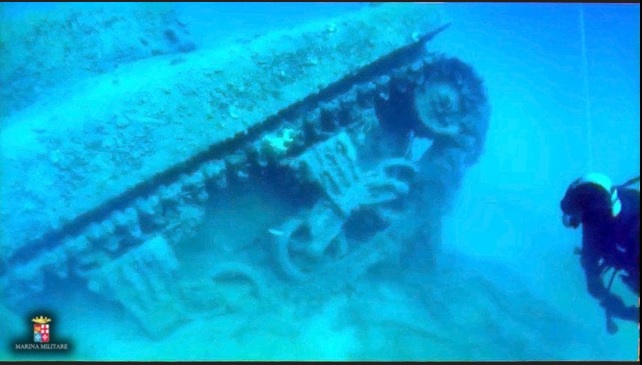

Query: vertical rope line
[579,4,594,171]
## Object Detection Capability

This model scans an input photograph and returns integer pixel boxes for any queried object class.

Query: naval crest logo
[13,314,71,352]
[32,316,51,343]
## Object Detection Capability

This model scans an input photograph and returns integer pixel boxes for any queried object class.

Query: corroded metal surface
[0,3,493,338]
[0,3,445,261]
[0,3,196,117]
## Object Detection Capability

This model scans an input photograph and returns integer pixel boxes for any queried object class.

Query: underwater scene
[0,2,639,361]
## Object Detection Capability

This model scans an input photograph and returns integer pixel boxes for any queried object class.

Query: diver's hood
[561,172,622,228]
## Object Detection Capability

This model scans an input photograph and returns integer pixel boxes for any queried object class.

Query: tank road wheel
[413,56,490,165]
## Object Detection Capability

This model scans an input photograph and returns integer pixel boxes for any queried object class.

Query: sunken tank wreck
[0,3,492,339]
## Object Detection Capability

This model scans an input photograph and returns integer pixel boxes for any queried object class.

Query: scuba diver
[560,173,640,334]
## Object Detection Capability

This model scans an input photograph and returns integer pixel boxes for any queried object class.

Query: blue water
[0,2,639,361]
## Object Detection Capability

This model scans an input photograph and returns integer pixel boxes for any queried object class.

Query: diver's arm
[580,233,609,300]
[580,253,610,299]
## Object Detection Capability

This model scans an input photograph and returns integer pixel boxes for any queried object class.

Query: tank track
[1,51,417,273]
[1,4,489,336]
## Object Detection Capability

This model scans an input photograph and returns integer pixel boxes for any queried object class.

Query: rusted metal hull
[1,3,491,337]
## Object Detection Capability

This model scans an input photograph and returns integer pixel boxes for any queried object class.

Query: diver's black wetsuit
[579,186,639,323]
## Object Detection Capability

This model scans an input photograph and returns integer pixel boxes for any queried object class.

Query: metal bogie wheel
[412,56,490,163]
[272,215,348,282]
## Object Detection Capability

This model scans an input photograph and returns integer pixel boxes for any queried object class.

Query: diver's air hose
[619,176,640,188]
[606,267,619,292]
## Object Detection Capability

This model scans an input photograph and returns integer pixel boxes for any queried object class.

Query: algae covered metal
[0,3,489,336]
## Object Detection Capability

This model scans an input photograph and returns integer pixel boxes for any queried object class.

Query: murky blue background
[1,2,639,360]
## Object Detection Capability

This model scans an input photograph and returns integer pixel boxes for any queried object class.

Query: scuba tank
[605,174,639,334]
